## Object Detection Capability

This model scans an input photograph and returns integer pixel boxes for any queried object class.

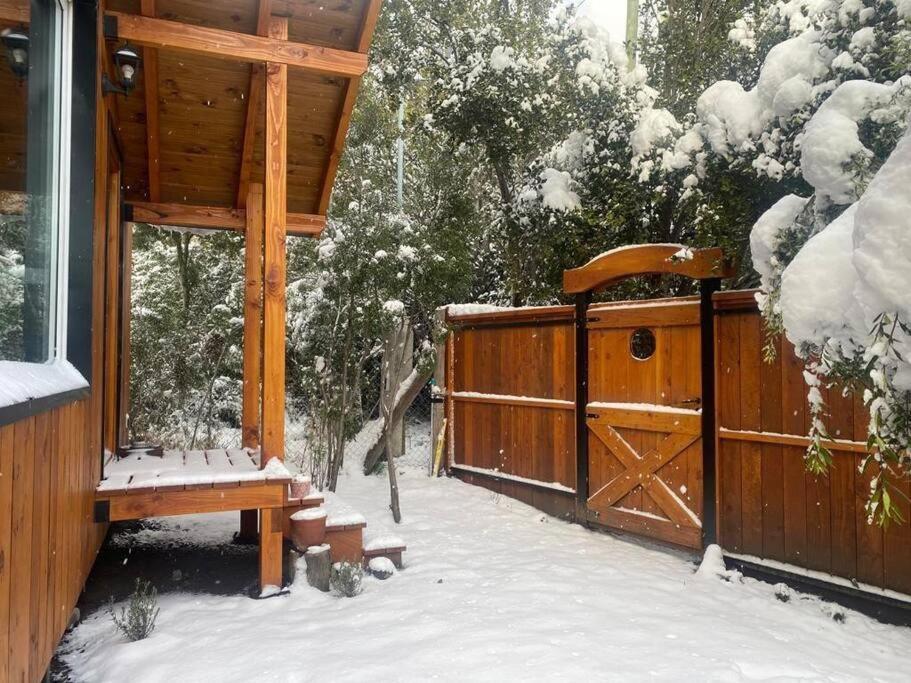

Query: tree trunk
[304,544,332,592]
[362,364,433,475]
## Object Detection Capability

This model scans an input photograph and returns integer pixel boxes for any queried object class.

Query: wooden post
[574,292,591,519]
[240,182,264,542]
[700,278,721,547]
[430,308,447,474]
[259,506,283,592]
[259,16,288,592]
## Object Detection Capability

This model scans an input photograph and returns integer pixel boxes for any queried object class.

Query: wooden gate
[583,300,704,548]
[565,245,734,549]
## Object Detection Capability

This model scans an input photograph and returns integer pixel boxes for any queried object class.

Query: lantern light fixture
[102,42,141,96]
[1,26,29,81]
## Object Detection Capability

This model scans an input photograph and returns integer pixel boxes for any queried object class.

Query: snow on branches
[743,0,911,521]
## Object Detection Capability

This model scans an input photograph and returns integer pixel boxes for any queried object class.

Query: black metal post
[700,278,721,546]
[574,291,591,516]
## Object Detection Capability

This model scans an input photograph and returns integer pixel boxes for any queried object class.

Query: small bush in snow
[773,583,791,603]
[111,578,160,642]
[331,562,364,597]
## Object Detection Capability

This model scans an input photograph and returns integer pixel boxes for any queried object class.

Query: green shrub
[330,562,364,597]
[111,578,160,641]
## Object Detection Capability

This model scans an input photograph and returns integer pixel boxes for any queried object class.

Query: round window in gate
[629,328,656,361]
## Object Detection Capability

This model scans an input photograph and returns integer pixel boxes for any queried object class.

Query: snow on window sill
[0,360,89,412]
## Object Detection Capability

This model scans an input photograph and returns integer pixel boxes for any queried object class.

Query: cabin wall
[0,400,106,682]
[1,4,111,679]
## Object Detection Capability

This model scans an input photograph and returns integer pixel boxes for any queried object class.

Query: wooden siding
[714,292,911,595]
[0,400,106,682]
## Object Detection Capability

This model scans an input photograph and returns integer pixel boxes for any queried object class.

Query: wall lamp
[1,26,29,80]
[102,43,141,96]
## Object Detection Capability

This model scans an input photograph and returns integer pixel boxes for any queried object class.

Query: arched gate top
[563,244,734,295]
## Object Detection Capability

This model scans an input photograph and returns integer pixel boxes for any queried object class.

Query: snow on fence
[440,291,911,599]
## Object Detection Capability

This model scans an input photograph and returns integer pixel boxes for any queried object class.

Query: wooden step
[323,522,365,564]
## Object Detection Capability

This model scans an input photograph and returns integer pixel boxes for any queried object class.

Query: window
[1,0,73,363]
[0,1,86,415]
[629,328,656,361]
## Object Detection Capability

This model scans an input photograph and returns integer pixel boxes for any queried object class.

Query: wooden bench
[95,449,293,522]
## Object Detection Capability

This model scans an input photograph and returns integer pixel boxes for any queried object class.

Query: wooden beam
[127,201,325,236]
[316,0,383,214]
[118,223,134,446]
[130,202,245,229]
[261,17,288,466]
[140,0,161,202]
[236,0,271,209]
[563,244,735,295]
[0,0,28,24]
[242,183,264,450]
[106,11,367,78]
[241,182,265,542]
[97,483,286,521]
[718,427,868,454]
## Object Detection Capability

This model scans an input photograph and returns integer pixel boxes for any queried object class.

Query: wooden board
[103,482,286,521]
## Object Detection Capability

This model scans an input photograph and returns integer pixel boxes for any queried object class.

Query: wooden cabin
[0,0,380,679]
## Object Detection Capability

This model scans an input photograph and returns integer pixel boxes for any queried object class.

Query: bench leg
[259,507,283,593]
[237,509,258,543]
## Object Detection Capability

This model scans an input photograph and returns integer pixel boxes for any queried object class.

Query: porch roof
[0,0,382,230]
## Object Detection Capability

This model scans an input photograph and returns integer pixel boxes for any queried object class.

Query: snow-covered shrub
[111,579,160,642]
[740,0,911,522]
[330,562,364,597]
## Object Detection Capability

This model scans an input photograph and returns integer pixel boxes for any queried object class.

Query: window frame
[0,0,97,427]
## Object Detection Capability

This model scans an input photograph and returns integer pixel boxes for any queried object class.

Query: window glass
[630,328,656,361]
[1,0,70,362]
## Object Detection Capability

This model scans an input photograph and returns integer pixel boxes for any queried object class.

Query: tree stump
[304,544,331,592]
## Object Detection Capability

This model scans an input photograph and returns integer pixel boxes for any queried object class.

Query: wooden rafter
[316,0,383,214]
[127,201,325,237]
[105,11,368,78]
[140,0,160,202]
[236,0,271,209]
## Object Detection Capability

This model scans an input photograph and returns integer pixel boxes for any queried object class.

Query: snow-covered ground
[60,430,911,681]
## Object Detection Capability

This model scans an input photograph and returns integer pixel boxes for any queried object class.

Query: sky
[576,0,628,41]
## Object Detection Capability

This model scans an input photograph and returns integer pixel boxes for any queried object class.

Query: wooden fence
[440,290,911,598]
[445,306,577,519]
[714,292,911,596]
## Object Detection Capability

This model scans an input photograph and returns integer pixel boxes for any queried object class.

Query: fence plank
[758,328,785,560]
[717,313,742,552]
[738,313,763,556]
